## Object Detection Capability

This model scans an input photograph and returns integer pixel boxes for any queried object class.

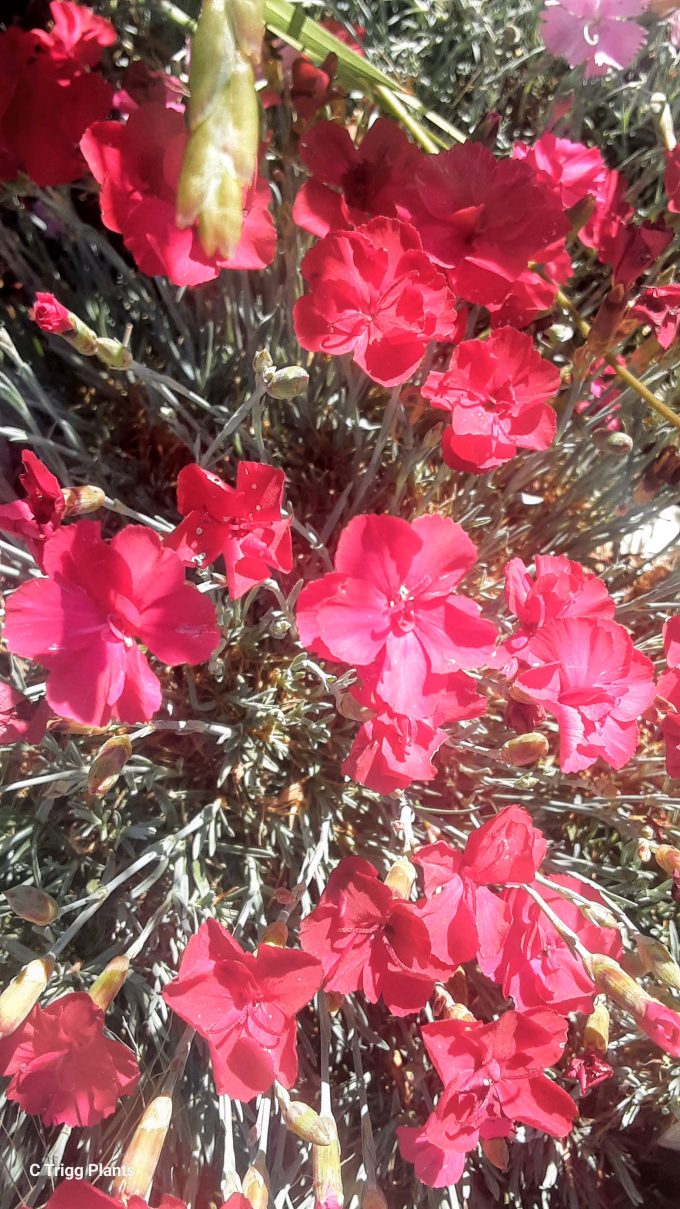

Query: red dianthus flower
[166,462,293,598]
[163,919,323,1101]
[0,451,66,567]
[422,328,559,473]
[293,217,458,387]
[632,284,680,350]
[32,292,74,334]
[4,521,220,727]
[0,992,139,1127]
[0,684,49,746]
[296,513,497,717]
[397,1010,576,1188]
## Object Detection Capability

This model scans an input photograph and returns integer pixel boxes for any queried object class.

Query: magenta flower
[4,522,220,726]
[541,0,648,78]
[296,514,497,716]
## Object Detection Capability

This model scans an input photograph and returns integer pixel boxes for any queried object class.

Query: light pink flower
[541,0,648,78]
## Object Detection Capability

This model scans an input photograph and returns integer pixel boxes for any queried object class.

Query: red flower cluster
[0,992,139,1127]
[657,617,680,778]
[294,217,458,386]
[4,522,220,727]
[0,2,114,187]
[502,556,655,771]
[166,462,293,598]
[397,1010,576,1188]
[163,919,323,1101]
[80,103,276,286]
[296,513,495,792]
[422,328,559,473]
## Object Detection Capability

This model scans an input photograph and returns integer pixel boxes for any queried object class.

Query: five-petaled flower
[0,992,139,1127]
[299,856,453,1014]
[397,1009,577,1188]
[540,0,648,79]
[513,617,656,772]
[293,217,458,387]
[296,513,497,717]
[4,521,220,727]
[422,328,559,473]
[163,919,323,1101]
[166,462,293,598]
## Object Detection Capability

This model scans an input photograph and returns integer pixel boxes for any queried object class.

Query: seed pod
[580,901,619,930]
[500,732,549,767]
[5,886,58,927]
[61,484,105,517]
[113,1094,173,1201]
[0,957,54,1037]
[275,1085,333,1146]
[265,366,310,400]
[636,935,680,994]
[593,428,633,456]
[584,998,610,1054]
[582,285,628,365]
[313,1115,343,1209]
[94,337,133,371]
[87,735,132,796]
[384,857,416,900]
[89,955,130,1011]
[587,953,651,1017]
[259,920,289,948]
[656,845,680,876]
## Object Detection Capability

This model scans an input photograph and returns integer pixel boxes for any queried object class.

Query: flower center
[387,584,416,632]
[107,613,134,646]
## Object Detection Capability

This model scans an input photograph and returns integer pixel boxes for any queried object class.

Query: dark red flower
[113,61,187,115]
[564,1050,613,1094]
[606,220,673,289]
[514,618,656,772]
[293,217,457,386]
[409,142,569,305]
[665,147,680,214]
[579,168,633,260]
[484,875,623,1014]
[0,684,49,745]
[461,804,547,887]
[0,992,139,1127]
[0,450,66,566]
[343,710,447,794]
[293,118,424,237]
[32,292,74,334]
[422,328,559,473]
[632,284,680,350]
[397,1010,576,1188]
[166,462,293,598]
[299,856,453,1014]
[296,513,497,717]
[34,1,116,69]
[80,104,276,286]
[4,521,220,727]
[45,1182,187,1209]
[290,53,339,121]
[486,243,573,330]
[321,18,366,54]
[163,919,323,1101]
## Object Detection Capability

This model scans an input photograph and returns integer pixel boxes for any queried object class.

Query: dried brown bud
[89,955,130,1011]
[61,484,105,517]
[656,845,680,876]
[362,1186,389,1209]
[500,732,549,767]
[384,857,417,900]
[481,1135,509,1171]
[87,735,132,796]
[5,885,59,927]
[325,990,344,1015]
[0,957,54,1037]
[113,1094,173,1201]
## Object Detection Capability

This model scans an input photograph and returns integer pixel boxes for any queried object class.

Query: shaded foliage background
[1,1,680,1206]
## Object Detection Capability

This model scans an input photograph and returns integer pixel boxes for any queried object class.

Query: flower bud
[656,845,680,876]
[94,337,133,371]
[187,0,236,128]
[593,428,633,456]
[384,857,416,900]
[0,957,54,1037]
[259,920,289,948]
[275,1087,333,1146]
[265,366,310,400]
[500,732,549,767]
[253,348,274,376]
[113,1094,173,1200]
[587,954,649,1017]
[242,1159,270,1209]
[325,991,344,1015]
[5,886,59,927]
[87,735,132,796]
[584,999,610,1054]
[89,955,130,1011]
[581,902,619,930]
[566,194,596,236]
[32,292,73,334]
[61,484,105,517]
[313,1116,343,1209]
[65,315,99,357]
[636,936,680,994]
